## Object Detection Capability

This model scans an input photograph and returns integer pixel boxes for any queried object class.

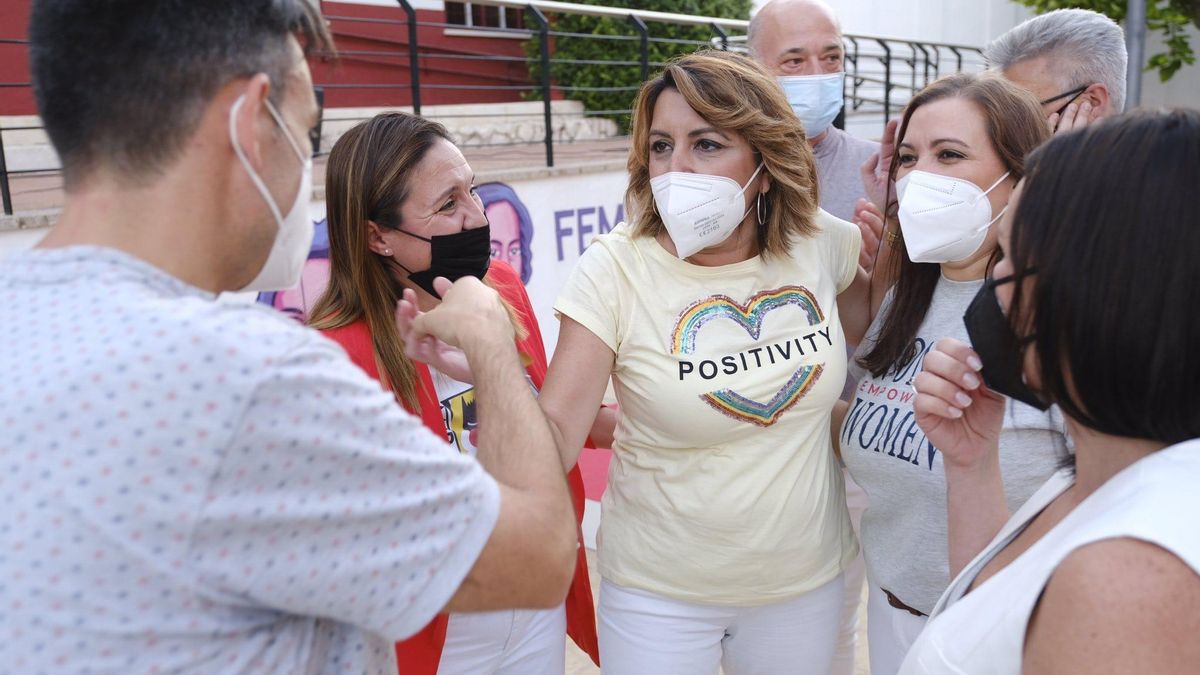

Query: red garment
[321,262,600,673]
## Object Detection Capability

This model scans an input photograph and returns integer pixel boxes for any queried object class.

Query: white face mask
[896,169,1011,263]
[230,94,315,292]
[651,163,764,259]
[777,73,844,138]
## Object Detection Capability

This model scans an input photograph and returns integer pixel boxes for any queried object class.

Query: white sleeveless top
[899,438,1200,674]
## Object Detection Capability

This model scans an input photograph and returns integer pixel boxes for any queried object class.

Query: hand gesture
[861,118,900,210]
[853,198,885,274]
[395,286,474,382]
[1049,100,1095,136]
[399,277,514,372]
[913,338,1005,470]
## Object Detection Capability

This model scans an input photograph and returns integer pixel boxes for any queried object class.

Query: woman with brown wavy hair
[519,49,870,673]
[308,112,599,675]
[834,72,1068,674]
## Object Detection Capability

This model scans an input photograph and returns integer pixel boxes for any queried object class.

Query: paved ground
[564,549,872,675]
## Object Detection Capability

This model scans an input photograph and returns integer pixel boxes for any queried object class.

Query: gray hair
[985,8,1127,111]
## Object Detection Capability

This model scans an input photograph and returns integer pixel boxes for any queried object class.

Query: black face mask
[395,224,492,298]
[963,276,1049,411]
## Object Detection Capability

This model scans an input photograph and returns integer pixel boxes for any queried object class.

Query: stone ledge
[476,158,627,184]
[0,209,58,233]
[0,156,628,233]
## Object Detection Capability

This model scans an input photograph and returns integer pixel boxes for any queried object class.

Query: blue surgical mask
[777,73,845,138]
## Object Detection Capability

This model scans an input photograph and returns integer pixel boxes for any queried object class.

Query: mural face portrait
[270,258,331,321]
[476,182,534,284]
[257,218,331,323]
[487,200,524,281]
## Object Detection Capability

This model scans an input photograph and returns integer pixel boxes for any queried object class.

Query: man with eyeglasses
[984,8,1128,134]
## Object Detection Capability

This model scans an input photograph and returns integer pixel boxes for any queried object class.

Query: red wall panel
[0,0,539,116]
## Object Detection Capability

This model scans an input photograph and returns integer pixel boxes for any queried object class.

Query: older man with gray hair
[986,8,1127,133]
[747,6,879,675]
[747,0,881,224]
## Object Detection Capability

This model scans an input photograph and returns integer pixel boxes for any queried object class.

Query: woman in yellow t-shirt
[544,50,870,673]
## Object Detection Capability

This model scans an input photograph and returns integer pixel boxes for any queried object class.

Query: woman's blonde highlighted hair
[626,50,821,256]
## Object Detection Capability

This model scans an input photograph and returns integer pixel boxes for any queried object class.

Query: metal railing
[0,1,985,216]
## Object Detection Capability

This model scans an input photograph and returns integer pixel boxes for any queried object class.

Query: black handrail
[628,14,649,83]
[527,4,554,168]
[0,130,12,216]
[398,0,423,115]
[0,6,985,217]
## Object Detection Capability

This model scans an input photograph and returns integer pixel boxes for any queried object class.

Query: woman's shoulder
[1026,440,1200,574]
[486,260,525,296]
[783,208,860,285]
[592,222,641,256]
[1023,535,1200,672]
[566,222,648,278]
[317,318,376,372]
[786,208,857,253]
[318,316,371,346]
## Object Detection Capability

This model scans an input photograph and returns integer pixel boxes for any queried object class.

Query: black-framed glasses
[1039,85,1089,115]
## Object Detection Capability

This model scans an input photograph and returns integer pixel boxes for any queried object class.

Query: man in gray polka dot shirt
[0,2,578,673]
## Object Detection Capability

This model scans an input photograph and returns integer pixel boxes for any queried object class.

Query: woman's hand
[913,338,1005,470]
[1049,100,1096,136]
[916,338,1012,575]
[395,284,474,383]
[854,198,884,274]
[861,118,900,211]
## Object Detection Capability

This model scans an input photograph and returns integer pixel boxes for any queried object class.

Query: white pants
[830,471,868,675]
[598,575,844,675]
[437,604,566,675]
[865,584,928,675]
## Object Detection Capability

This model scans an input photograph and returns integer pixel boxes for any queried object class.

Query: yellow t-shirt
[555,211,861,606]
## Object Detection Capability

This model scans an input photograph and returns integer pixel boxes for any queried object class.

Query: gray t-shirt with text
[840,275,1066,614]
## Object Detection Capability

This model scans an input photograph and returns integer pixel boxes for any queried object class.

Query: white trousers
[437,604,566,675]
[598,575,844,675]
[865,583,928,675]
[830,471,869,675]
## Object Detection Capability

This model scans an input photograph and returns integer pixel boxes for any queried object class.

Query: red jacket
[321,262,599,673]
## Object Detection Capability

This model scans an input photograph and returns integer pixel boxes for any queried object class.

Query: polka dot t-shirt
[0,246,501,674]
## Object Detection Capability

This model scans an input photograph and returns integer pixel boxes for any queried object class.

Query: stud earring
[384,249,393,256]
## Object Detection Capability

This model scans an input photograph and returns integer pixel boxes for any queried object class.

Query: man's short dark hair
[30,0,332,186]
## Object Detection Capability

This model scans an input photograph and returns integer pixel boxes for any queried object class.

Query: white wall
[751,0,1199,109]
[506,169,631,351]
[751,0,1032,47]
[1139,24,1200,109]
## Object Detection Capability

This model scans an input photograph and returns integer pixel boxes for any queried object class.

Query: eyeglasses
[1039,85,1088,116]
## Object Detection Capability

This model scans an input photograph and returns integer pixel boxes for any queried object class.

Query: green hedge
[523,0,752,131]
